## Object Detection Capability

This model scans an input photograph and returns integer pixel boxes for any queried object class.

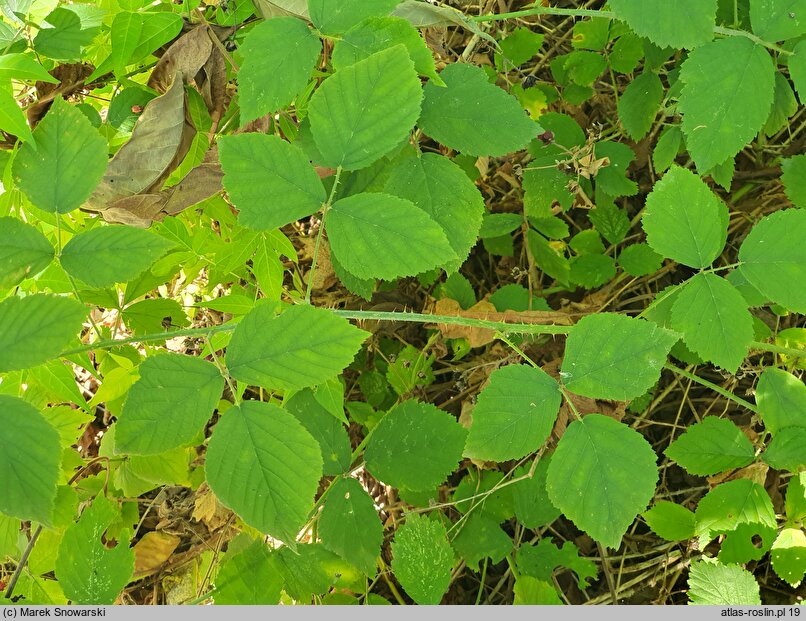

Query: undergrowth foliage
[0,0,805,606]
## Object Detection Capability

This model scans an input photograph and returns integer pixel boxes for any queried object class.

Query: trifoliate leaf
[0,396,60,525]
[609,0,717,49]
[226,303,368,391]
[464,365,561,462]
[309,45,422,171]
[364,400,467,492]
[0,294,87,373]
[13,97,107,213]
[55,495,134,604]
[546,414,659,549]
[205,401,323,544]
[384,153,484,273]
[688,560,761,605]
[327,192,457,280]
[116,354,224,455]
[665,416,755,476]
[561,313,677,401]
[60,225,174,288]
[419,63,539,156]
[219,134,326,230]
[739,209,806,313]
[391,514,453,605]
[678,36,775,172]
[237,17,321,123]
[642,166,728,268]
[319,478,383,576]
[643,501,696,541]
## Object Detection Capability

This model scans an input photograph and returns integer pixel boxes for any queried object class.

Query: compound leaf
[739,209,806,313]
[609,0,717,49]
[670,273,753,372]
[13,97,107,214]
[0,395,60,525]
[219,133,326,230]
[309,45,421,171]
[679,36,775,172]
[238,17,321,123]
[364,400,467,492]
[642,166,728,268]
[226,303,368,391]
[327,192,456,280]
[419,63,538,156]
[319,477,383,576]
[0,294,86,373]
[546,414,659,549]
[116,354,224,455]
[391,514,452,605]
[60,225,174,288]
[464,365,561,462]
[665,416,755,476]
[205,401,323,544]
[561,313,677,401]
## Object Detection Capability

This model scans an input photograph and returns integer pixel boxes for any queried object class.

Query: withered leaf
[133,531,181,576]
[148,25,213,95]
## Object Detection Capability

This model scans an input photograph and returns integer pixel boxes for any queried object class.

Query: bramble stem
[664,363,758,413]
[305,166,342,303]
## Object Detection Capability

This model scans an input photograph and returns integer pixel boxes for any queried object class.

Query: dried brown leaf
[133,531,181,576]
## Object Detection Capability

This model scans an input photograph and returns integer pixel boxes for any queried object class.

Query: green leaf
[309,0,401,34]
[33,8,96,61]
[364,400,467,492]
[516,539,598,590]
[327,192,456,280]
[670,273,753,372]
[0,396,60,524]
[665,416,755,476]
[451,513,512,571]
[617,71,663,140]
[717,521,776,565]
[781,154,806,208]
[694,479,776,545]
[750,0,806,41]
[678,37,775,172]
[116,354,223,455]
[383,153,484,273]
[309,45,421,170]
[546,415,658,549]
[276,543,359,600]
[789,40,806,102]
[419,63,539,156]
[618,243,663,277]
[513,576,562,605]
[238,17,321,123]
[109,12,142,75]
[0,86,33,142]
[561,313,677,401]
[569,253,616,289]
[55,495,135,605]
[756,368,806,435]
[464,365,561,461]
[643,501,696,541]
[771,528,806,587]
[0,216,54,289]
[205,401,323,543]
[653,126,682,173]
[594,141,637,197]
[0,53,59,83]
[214,540,283,604]
[59,225,173,289]
[739,209,806,313]
[0,294,86,373]
[13,97,107,213]
[609,0,716,49]
[391,514,453,605]
[523,167,574,219]
[642,166,728,268]
[219,134,326,230]
[762,426,806,471]
[786,472,806,525]
[319,477,383,576]
[226,303,368,391]
[284,389,352,476]
[499,27,543,67]
[332,16,438,81]
[688,560,761,605]
[511,459,561,528]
